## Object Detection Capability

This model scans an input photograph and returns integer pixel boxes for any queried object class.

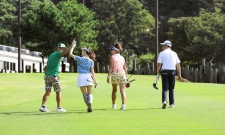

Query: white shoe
[39,106,50,112]
[112,104,116,109]
[170,104,174,108]
[162,101,167,109]
[56,108,67,112]
[120,104,126,110]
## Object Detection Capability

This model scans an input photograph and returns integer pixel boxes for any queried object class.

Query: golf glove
[72,41,76,48]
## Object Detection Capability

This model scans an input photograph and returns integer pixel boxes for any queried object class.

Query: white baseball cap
[57,43,67,48]
[160,40,172,47]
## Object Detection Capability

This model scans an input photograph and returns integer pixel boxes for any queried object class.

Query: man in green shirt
[39,40,76,112]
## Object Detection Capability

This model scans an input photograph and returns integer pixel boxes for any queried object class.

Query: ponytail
[86,46,96,61]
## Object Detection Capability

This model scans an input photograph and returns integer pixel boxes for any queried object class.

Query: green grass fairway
[0,73,225,135]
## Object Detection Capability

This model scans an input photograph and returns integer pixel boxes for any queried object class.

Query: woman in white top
[107,42,128,110]
[69,41,98,113]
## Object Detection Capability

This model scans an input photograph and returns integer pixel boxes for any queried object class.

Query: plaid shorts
[44,76,61,92]
[111,71,127,85]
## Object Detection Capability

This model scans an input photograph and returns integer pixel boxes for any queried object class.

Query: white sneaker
[56,108,67,112]
[39,106,50,112]
[170,104,174,108]
[162,101,167,109]
[120,104,126,110]
[112,104,116,109]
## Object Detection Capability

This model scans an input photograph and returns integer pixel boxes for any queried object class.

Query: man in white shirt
[156,40,182,109]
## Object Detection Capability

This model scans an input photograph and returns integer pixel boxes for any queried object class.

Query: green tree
[91,0,155,65]
[215,0,225,13]
[137,52,155,65]
[0,0,37,47]
[168,9,225,66]
[185,9,225,66]
[141,0,216,42]
[167,17,189,64]
[0,0,17,46]
[20,0,98,60]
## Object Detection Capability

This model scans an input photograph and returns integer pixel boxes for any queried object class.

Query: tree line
[1,0,225,68]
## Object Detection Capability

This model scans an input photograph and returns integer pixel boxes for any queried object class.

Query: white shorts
[78,73,93,87]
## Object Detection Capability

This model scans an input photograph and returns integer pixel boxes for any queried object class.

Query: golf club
[126,70,136,88]
[91,76,95,83]
[91,76,98,89]
[127,69,135,80]
[153,75,160,90]
[87,79,97,89]
[153,81,159,90]
[127,74,133,80]
[126,79,135,88]
[128,79,135,83]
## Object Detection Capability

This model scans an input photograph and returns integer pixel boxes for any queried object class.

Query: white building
[0,44,70,73]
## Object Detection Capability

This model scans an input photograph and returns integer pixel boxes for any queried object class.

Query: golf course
[0,73,224,135]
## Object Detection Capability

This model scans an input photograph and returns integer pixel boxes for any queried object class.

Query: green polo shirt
[46,51,62,76]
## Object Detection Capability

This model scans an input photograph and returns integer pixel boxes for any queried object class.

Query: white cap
[57,43,67,48]
[160,40,172,47]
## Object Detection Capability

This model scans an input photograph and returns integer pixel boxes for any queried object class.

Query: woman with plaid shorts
[107,42,128,110]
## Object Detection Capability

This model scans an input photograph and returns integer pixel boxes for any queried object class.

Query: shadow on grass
[126,108,162,110]
[0,111,87,115]
[0,107,162,116]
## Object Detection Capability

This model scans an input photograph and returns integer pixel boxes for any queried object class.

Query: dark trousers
[161,70,176,105]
